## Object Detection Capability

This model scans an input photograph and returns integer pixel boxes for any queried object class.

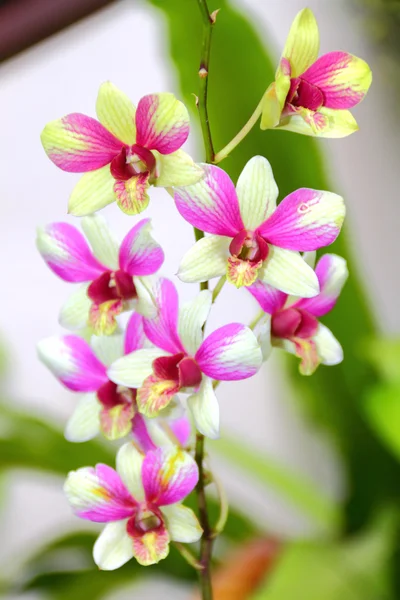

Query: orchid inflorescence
[36,6,370,585]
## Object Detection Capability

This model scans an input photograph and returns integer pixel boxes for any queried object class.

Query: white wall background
[0,0,398,597]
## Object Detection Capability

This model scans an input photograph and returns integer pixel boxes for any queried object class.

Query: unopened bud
[199,67,208,78]
[210,8,220,24]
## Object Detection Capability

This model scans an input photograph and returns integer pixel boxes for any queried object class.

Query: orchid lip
[229,229,269,264]
[271,307,319,340]
[87,270,137,305]
[152,353,203,391]
[127,505,164,537]
[97,380,137,409]
[110,145,156,182]
[286,77,324,112]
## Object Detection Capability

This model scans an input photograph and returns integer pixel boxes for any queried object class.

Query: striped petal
[177,235,230,283]
[258,189,345,251]
[155,150,204,188]
[81,214,119,270]
[137,376,179,418]
[124,313,146,354]
[37,223,106,282]
[142,447,199,506]
[108,348,165,388]
[293,254,348,316]
[178,290,212,355]
[68,165,116,216]
[59,285,91,331]
[37,335,108,391]
[92,334,124,367]
[114,172,151,215]
[174,164,244,236]
[236,156,279,229]
[41,113,121,172]
[283,8,320,77]
[187,376,220,439]
[118,218,164,276]
[302,52,372,109]
[64,464,135,522]
[96,81,136,145]
[143,278,185,354]
[100,402,135,441]
[65,393,101,442]
[135,275,158,318]
[247,280,287,314]
[162,504,203,543]
[196,324,262,381]
[135,93,189,154]
[277,106,359,138]
[259,246,319,297]
[260,61,291,130]
[93,520,134,570]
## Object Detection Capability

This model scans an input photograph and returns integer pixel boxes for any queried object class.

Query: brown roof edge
[0,0,116,62]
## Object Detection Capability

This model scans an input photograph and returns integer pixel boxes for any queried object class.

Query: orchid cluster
[36,6,370,588]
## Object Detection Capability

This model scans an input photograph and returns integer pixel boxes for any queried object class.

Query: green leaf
[363,384,400,462]
[364,338,400,385]
[211,435,341,534]
[251,509,397,600]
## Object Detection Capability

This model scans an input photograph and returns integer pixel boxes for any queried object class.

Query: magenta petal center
[271,308,319,340]
[230,229,269,264]
[88,270,137,305]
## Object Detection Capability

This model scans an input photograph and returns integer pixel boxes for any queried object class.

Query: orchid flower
[175,156,345,296]
[37,214,163,335]
[41,82,203,215]
[108,278,263,439]
[261,8,372,137]
[37,313,153,441]
[250,253,348,375]
[65,442,202,568]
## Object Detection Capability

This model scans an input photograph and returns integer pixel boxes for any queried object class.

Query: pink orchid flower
[175,156,345,296]
[37,313,155,441]
[249,253,348,375]
[108,278,263,439]
[261,8,372,137]
[37,214,163,335]
[65,442,202,568]
[41,82,203,215]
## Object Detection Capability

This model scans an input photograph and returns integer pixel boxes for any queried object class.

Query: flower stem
[212,275,226,303]
[213,95,265,164]
[195,432,214,600]
[196,0,215,163]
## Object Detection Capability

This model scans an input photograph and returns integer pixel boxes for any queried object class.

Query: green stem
[194,1,216,598]
[213,95,264,164]
[212,275,226,303]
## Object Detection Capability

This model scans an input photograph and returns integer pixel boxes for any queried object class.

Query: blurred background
[1,0,400,598]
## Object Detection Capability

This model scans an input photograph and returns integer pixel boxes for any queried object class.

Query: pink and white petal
[174,164,244,236]
[134,276,158,318]
[142,447,199,506]
[119,219,164,276]
[124,313,146,354]
[93,520,134,570]
[114,172,151,216]
[277,107,359,138]
[177,235,230,284]
[257,315,273,362]
[100,403,135,441]
[259,246,319,297]
[96,81,136,145]
[36,223,106,283]
[135,93,189,154]
[169,416,192,448]
[236,156,279,230]
[314,324,343,366]
[37,335,108,391]
[137,376,179,418]
[41,113,122,172]
[64,464,135,522]
[247,280,287,314]
[154,150,204,188]
[116,441,145,502]
[59,285,91,331]
[161,504,203,543]
[258,188,345,251]
[143,278,185,354]
[282,8,320,77]
[178,290,212,356]
[187,377,220,439]
[65,393,101,442]
[92,333,124,367]
[132,414,158,453]
[196,324,262,381]
[294,254,348,316]
[108,348,165,388]
[81,214,119,270]
[68,165,116,216]
[131,527,170,566]
[302,52,372,109]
